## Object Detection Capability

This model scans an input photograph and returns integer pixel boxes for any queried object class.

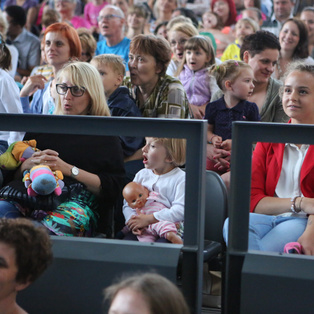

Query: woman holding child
[0,62,125,237]
[224,62,314,255]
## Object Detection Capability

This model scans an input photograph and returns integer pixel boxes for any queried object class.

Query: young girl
[123,137,186,243]
[176,36,218,119]
[221,17,259,62]
[205,60,260,173]
[84,0,108,32]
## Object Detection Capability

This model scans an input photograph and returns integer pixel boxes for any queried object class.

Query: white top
[7,44,18,78]
[123,167,186,223]
[0,69,24,144]
[275,143,309,217]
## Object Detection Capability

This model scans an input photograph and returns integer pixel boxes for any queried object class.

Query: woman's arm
[20,150,102,195]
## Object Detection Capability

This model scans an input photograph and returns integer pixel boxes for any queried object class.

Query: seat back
[204,170,228,243]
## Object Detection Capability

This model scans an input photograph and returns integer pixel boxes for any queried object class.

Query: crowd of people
[0,0,313,256]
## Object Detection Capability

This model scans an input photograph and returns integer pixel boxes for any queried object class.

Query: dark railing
[225,121,314,314]
[0,114,206,314]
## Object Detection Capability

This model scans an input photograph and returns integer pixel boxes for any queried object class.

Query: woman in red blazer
[224,62,314,254]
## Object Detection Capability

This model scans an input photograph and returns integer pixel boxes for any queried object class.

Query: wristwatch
[71,166,79,178]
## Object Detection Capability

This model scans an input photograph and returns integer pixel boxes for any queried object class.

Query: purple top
[5,0,37,11]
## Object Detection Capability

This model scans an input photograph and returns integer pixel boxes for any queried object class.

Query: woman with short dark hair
[124,34,189,119]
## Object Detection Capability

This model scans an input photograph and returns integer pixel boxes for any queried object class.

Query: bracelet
[207,141,212,144]
[291,196,300,214]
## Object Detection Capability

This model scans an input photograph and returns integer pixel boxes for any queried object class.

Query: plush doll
[23,165,65,196]
[0,140,39,170]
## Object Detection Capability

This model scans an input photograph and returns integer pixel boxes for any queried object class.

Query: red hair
[211,0,237,27]
[44,22,81,58]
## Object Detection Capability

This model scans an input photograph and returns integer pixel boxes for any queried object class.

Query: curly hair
[240,30,281,60]
[280,18,309,59]
[0,218,53,284]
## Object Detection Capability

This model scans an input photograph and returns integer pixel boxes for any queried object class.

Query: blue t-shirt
[205,96,260,141]
[96,37,131,71]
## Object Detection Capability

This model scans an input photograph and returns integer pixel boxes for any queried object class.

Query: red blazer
[250,142,314,212]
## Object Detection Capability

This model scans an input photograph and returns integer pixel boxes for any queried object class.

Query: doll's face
[123,183,149,209]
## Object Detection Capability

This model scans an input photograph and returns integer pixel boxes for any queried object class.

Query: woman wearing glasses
[20,22,81,114]
[0,62,125,237]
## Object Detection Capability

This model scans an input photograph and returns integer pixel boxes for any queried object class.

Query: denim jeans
[223,213,308,253]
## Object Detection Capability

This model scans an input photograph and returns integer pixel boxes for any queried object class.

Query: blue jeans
[223,213,308,253]
[0,200,23,218]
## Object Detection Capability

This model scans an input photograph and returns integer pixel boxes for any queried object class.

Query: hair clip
[234,61,239,66]
[216,65,219,70]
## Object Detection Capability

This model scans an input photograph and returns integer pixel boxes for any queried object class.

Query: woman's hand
[127,210,158,231]
[190,103,206,119]
[20,75,48,97]
[298,215,314,255]
[21,149,59,173]
[207,143,231,171]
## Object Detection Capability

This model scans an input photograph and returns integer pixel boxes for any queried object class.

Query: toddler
[123,137,186,243]
[176,35,219,119]
[205,60,260,172]
[91,54,144,158]
[221,17,259,62]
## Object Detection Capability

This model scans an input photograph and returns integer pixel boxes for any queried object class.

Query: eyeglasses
[56,84,86,97]
[170,39,188,47]
[97,14,123,22]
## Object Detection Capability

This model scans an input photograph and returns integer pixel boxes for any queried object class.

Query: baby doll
[122,182,183,244]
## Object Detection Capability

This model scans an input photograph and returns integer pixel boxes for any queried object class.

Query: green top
[123,74,190,119]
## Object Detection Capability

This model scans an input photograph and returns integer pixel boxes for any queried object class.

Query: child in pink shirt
[84,0,108,31]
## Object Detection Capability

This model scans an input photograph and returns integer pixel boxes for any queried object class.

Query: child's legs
[0,199,23,218]
[151,221,178,239]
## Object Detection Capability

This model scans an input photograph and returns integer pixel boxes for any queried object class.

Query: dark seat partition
[225,122,314,314]
[0,114,207,314]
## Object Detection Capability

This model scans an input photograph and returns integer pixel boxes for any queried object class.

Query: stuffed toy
[23,165,65,196]
[0,140,39,170]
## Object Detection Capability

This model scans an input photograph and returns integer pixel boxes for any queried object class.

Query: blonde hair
[168,22,199,38]
[55,62,111,116]
[77,28,97,62]
[209,60,252,90]
[0,11,8,38]
[176,35,215,76]
[91,54,125,77]
[167,16,193,31]
[236,17,259,33]
[152,137,186,166]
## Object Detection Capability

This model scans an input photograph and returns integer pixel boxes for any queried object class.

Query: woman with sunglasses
[20,22,81,114]
[0,62,125,237]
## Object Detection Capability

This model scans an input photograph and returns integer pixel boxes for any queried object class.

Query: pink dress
[70,16,91,29]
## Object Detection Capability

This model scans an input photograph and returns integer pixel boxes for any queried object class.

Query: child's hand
[221,139,232,151]
[127,211,158,231]
[212,135,222,148]
[132,228,143,236]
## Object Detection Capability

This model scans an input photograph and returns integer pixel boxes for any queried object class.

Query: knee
[0,201,22,218]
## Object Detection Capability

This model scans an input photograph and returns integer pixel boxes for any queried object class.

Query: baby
[122,182,183,244]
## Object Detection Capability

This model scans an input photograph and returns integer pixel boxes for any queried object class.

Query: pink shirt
[71,16,92,29]
[84,2,108,27]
